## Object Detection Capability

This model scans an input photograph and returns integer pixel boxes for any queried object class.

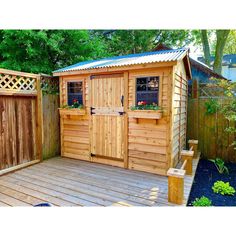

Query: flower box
[58,108,86,116]
[128,110,162,123]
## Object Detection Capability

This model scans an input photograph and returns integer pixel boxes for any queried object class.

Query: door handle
[121,95,124,107]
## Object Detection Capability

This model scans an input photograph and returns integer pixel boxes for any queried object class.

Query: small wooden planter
[128,110,162,123]
[59,108,86,117]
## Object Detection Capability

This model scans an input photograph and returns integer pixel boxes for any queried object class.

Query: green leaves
[212,181,235,195]
[192,196,212,206]
[209,158,229,174]
[204,99,220,115]
[0,30,109,74]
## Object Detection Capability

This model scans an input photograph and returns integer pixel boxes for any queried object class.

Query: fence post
[181,150,194,175]
[188,140,198,159]
[167,168,186,205]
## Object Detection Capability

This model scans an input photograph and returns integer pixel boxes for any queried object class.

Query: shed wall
[60,75,90,161]
[171,61,188,167]
[127,68,172,175]
[59,64,187,175]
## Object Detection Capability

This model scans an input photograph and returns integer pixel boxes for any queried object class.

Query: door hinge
[90,107,95,115]
[91,153,96,157]
[118,111,126,115]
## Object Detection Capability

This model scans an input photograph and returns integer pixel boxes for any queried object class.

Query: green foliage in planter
[192,196,212,206]
[130,101,160,111]
[60,99,83,109]
[212,181,235,195]
[209,158,229,174]
[130,104,160,110]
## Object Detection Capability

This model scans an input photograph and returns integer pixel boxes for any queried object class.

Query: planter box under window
[128,110,162,123]
[59,108,86,117]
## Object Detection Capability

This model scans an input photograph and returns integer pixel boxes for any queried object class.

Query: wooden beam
[188,140,198,159]
[53,61,177,77]
[181,150,194,175]
[0,90,37,97]
[35,75,43,161]
[0,68,38,78]
[0,160,40,176]
[167,168,185,205]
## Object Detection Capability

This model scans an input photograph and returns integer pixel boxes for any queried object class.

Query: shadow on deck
[0,157,199,206]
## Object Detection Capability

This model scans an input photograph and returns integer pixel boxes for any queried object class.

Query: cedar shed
[53,48,192,176]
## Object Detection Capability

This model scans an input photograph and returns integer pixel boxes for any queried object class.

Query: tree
[0,30,108,74]
[221,30,236,54]
[200,30,230,74]
[200,30,211,66]
[213,30,230,74]
[93,30,195,56]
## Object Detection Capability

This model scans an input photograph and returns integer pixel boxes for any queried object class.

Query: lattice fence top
[0,73,37,93]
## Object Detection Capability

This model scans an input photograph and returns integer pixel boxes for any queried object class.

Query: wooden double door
[90,73,127,166]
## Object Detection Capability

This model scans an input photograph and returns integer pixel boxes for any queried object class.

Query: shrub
[209,158,229,174]
[212,181,235,195]
[192,196,212,206]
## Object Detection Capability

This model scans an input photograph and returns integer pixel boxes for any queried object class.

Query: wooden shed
[53,48,192,176]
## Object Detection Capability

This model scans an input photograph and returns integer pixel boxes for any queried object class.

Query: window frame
[65,79,85,107]
[134,76,160,106]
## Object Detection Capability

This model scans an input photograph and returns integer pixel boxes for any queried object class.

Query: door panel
[90,74,125,160]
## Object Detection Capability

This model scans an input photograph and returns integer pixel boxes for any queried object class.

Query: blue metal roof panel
[54,48,188,73]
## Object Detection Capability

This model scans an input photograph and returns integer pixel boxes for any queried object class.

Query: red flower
[73,99,78,103]
[142,101,147,105]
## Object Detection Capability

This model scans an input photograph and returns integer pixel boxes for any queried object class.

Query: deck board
[0,156,199,206]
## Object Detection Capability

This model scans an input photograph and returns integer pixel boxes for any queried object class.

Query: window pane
[148,77,159,91]
[136,76,159,105]
[67,81,83,106]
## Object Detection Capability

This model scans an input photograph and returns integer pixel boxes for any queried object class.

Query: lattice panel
[0,73,36,92]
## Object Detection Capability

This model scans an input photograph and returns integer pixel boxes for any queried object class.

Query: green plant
[212,181,235,195]
[130,101,160,111]
[205,98,220,115]
[61,99,83,109]
[209,158,229,174]
[192,196,212,206]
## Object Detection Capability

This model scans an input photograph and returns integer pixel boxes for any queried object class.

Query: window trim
[134,76,160,106]
[65,79,85,106]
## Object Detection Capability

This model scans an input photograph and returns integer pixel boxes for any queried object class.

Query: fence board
[42,94,60,159]
[187,98,236,162]
[0,96,37,170]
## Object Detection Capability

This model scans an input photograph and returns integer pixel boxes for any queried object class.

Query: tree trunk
[213,30,230,74]
[201,30,211,66]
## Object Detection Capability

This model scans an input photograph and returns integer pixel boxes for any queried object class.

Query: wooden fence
[187,98,236,162]
[0,69,42,173]
[42,94,60,159]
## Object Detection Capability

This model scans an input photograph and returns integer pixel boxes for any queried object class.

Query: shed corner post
[36,74,43,162]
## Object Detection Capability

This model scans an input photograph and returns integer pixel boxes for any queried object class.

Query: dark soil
[187,159,236,206]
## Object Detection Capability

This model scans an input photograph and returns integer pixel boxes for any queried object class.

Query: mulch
[187,159,236,206]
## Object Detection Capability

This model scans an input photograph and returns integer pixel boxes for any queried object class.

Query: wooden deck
[0,157,199,206]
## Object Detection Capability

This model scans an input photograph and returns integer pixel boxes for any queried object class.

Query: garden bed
[187,159,236,206]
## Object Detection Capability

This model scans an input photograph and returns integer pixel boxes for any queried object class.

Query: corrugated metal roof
[54,48,188,73]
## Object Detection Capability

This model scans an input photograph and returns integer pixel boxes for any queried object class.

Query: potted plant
[128,101,162,120]
[59,99,86,116]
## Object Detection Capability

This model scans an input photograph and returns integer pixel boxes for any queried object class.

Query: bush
[192,196,212,206]
[212,181,235,195]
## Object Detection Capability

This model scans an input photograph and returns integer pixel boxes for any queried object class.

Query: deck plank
[0,156,199,207]
[25,164,168,202]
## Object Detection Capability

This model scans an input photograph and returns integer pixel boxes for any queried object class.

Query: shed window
[67,81,83,106]
[136,76,159,105]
